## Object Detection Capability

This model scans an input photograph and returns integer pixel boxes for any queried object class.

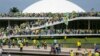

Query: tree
[9,7,19,13]
[90,8,95,16]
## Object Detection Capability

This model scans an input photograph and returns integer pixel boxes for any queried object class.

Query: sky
[0,0,100,13]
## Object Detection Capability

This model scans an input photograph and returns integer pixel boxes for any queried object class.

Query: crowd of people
[0,12,100,18]
[64,29,100,34]
[1,27,100,37]
[30,16,63,27]
[0,12,100,37]
[0,27,100,37]
[1,20,100,37]
[0,13,65,17]
[0,38,61,54]
[0,12,100,55]
[70,50,100,56]
[0,38,99,56]
[0,17,63,37]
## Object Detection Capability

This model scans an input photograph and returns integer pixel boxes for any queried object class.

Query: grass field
[6,37,100,44]
[35,38,100,44]
[1,37,100,44]
[40,37,100,48]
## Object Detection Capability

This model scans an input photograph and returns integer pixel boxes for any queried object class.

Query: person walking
[50,44,56,54]
[70,50,74,56]
[23,38,26,46]
[87,50,92,56]
[37,41,40,49]
[54,39,57,45]
[77,40,81,50]
[12,39,15,48]
[8,39,11,48]
[18,39,21,48]
[43,40,47,49]
[58,44,61,54]
[0,47,2,56]
[26,39,28,47]
[94,51,99,56]
[0,39,3,48]
[56,43,61,54]
[19,42,23,52]
[33,39,37,48]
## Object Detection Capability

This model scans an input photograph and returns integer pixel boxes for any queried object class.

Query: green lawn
[41,38,100,48]
[1,37,100,48]
[40,38,100,44]
[7,37,100,44]
[2,37,100,44]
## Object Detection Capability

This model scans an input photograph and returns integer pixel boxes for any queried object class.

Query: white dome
[23,0,85,13]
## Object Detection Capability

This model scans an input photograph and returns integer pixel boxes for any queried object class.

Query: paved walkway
[2,46,94,54]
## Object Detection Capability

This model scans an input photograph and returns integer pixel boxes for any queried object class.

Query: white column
[8,20,11,29]
[88,20,90,29]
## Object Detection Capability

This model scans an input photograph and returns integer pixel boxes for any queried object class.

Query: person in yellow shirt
[70,50,74,56]
[26,39,28,47]
[19,42,23,52]
[64,36,67,40]
[12,39,15,48]
[88,50,92,56]
[43,40,47,49]
[77,40,81,50]
[23,38,26,46]
[94,51,99,56]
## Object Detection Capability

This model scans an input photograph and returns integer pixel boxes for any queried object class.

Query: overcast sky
[0,0,100,13]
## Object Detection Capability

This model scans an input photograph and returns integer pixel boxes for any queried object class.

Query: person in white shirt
[54,39,57,45]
